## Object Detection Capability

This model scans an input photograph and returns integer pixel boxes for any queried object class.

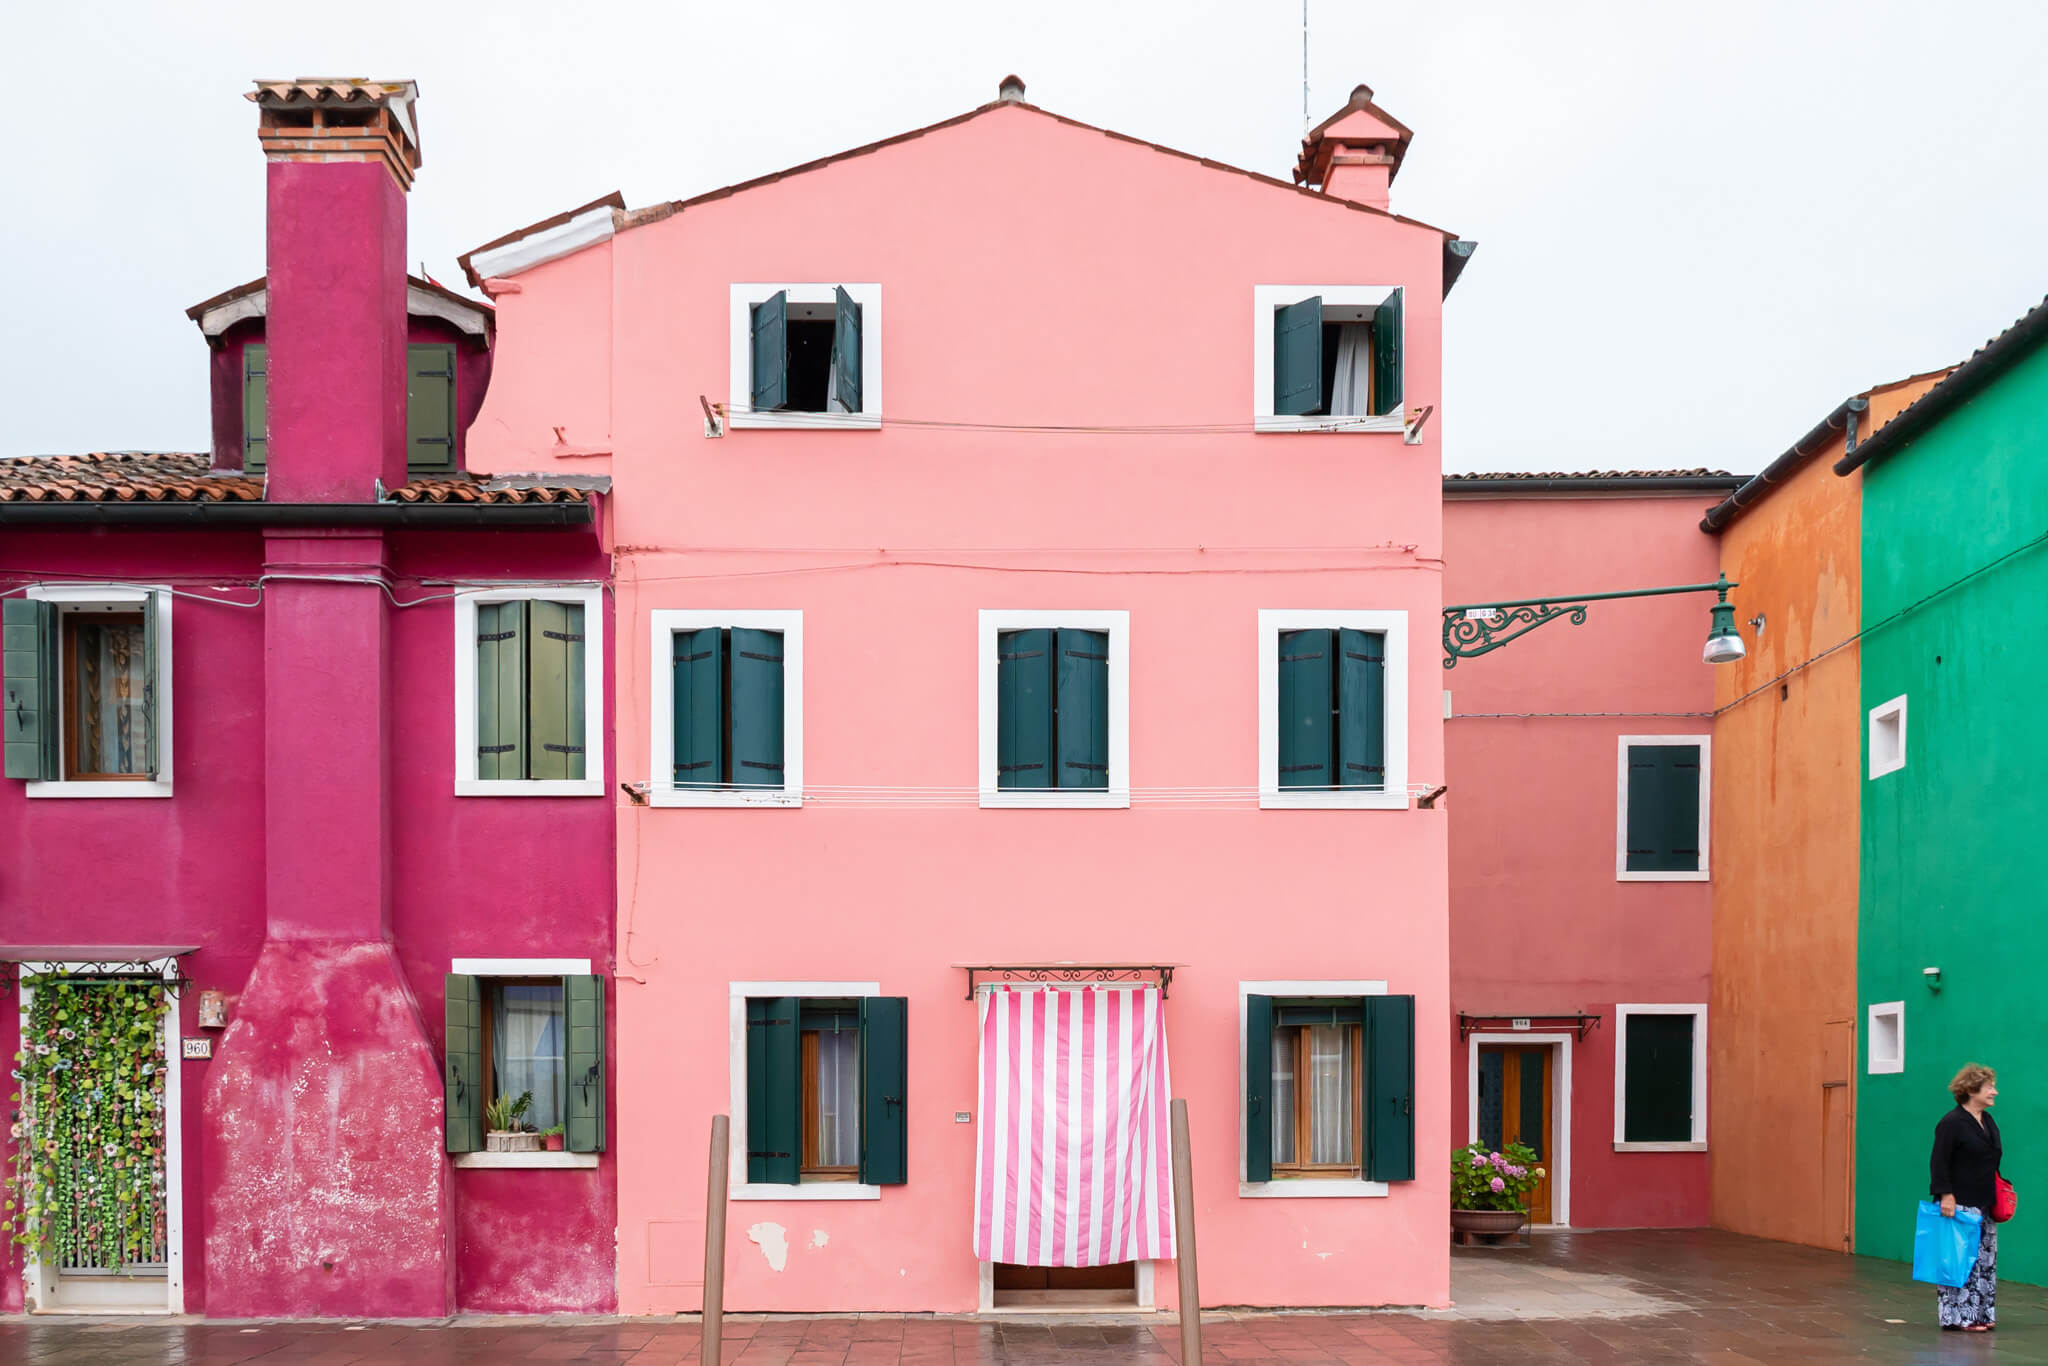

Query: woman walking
[1930,1062,2003,1331]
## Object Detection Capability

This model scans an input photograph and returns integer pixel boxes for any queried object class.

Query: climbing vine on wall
[6,979,168,1273]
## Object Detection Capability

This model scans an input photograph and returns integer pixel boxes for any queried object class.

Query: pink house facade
[466,80,1471,1312]
[1442,471,1742,1231]
[2,82,616,1317]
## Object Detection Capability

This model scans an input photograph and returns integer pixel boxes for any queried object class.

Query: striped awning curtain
[972,985,1175,1267]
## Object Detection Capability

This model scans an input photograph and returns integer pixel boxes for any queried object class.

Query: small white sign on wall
[182,1038,212,1059]
[1511,1018,1531,1031]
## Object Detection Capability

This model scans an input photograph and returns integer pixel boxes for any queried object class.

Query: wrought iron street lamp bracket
[1442,576,1738,669]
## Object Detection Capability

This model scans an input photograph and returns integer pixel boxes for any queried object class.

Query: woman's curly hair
[1950,1063,1997,1104]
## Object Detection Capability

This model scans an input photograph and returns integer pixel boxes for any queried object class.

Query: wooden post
[1170,1097,1201,1363]
[704,1114,730,1363]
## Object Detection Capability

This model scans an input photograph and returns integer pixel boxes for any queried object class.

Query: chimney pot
[998,74,1027,104]
[1350,83,1375,105]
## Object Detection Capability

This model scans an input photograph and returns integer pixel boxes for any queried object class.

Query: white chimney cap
[998,75,1027,104]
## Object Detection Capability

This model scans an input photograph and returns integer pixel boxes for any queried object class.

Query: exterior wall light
[1443,574,1745,668]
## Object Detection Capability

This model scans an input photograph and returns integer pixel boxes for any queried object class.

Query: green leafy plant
[1451,1140,1544,1212]
[484,1090,533,1133]
[542,1124,564,1138]
[6,980,169,1273]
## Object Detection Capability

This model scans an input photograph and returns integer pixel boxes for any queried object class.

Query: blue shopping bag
[1912,1200,1984,1288]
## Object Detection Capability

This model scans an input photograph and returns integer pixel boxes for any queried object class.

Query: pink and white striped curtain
[972,986,1175,1267]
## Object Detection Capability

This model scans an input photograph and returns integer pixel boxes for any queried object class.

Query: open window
[731,984,906,1197]
[454,587,605,796]
[6,588,172,798]
[1243,985,1414,1192]
[649,610,803,807]
[445,962,605,1165]
[1253,286,1404,432]
[730,284,882,428]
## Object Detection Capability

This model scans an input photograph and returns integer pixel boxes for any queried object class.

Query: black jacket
[1931,1105,2003,1213]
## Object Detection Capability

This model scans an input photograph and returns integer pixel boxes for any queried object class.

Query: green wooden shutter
[1336,628,1385,792]
[1625,744,1703,873]
[859,996,908,1185]
[406,343,458,472]
[1623,1013,1695,1143]
[1273,296,1324,416]
[1245,994,1275,1182]
[242,342,268,471]
[1055,628,1109,791]
[141,591,161,780]
[1365,994,1415,1182]
[746,997,802,1185]
[1371,289,1403,417]
[831,286,863,414]
[476,601,529,780]
[672,626,724,790]
[3,598,57,781]
[526,601,586,781]
[1277,629,1334,789]
[750,291,789,412]
[730,627,785,789]
[564,974,606,1152]
[444,973,484,1153]
[997,628,1054,790]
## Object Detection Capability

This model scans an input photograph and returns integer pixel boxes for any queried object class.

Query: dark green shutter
[2,598,57,781]
[1371,289,1403,417]
[1623,1013,1695,1143]
[1625,744,1703,873]
[997,628,1054,789]
[526,601,586,781]
[1245,995,1275,1182]
[1055,628,1109,791]
[1365,994,1415,1182]
[1277,629,1334,789]
[406,343,458,472]
[859,996,908,1185]
[243,342,268,470]
[831,286,863,414]
[142,592,161,780]
[443,973,483,1153]
[1336,628,1385,792]
[747,997,801,1185]
[1273,296,1323,415]
[564,974,606,1153]
[730,627,785,788]
[672,626,724,790]
[476,601,529,780]
[750,291,789,412]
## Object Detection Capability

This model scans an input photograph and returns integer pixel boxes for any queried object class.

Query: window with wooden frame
[1267,1003,1364,1176]
[742,994,907,1188]
[798,1003,861,1181]
[5,591,170,796]
[1245,990,1416,1186]
[444,968,605,1157]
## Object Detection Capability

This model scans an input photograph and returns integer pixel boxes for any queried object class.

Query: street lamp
[1442,575,1744,669]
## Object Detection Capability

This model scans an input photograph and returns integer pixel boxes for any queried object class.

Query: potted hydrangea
[1451,1141,1544,1245]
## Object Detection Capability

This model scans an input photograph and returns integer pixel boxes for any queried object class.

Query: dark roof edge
[1700,399,1858,534]
[1834,296,2048,476]
[0,500,594,529]
[1447,474,1747,496]
[457,190,628,289]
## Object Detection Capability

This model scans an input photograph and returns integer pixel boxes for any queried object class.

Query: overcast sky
[8,1,2047,473]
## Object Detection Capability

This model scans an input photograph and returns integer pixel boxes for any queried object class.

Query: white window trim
[25,585,174,799]
[1257,609,1409,810]
[1251,284,1406,434]
[977,609,1131,809]
[1237,979,1390,1198]
[1869,694,1908,779]
[728,283,883,430]
[1615,735,1712,882]
[1868,1000,1906,1075]
[1466,1032,1574,1229]
[728,980,883,1201]
[452,585,605,797]
[647,609,804,808]
[1613,1003,1708,1152]
[449,956,599,1169]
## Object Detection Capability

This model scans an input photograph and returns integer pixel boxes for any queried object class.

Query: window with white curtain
[801,1003,862,1177]
[488,981,566,1133]
[1270,1007,1362,1176]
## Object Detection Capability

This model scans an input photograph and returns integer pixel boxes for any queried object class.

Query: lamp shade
[1703,597,1746,665]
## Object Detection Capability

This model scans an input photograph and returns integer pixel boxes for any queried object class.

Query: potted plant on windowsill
[484,1090,539,1153]
[1451,1141,1543,1245]
[542,1124,565,1152]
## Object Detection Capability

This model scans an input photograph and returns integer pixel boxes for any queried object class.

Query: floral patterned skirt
[1936,1208,1996,1328]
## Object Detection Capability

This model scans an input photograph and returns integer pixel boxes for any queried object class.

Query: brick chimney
[249,80,420,500]
[1294,83,1413,212]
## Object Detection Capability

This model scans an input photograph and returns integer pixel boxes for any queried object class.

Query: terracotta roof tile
[1444,468,1739,482]
[0,452,601,506]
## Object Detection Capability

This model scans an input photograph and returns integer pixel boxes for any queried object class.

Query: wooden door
[1820,1019,1854,1252]
[1478,1045,1554,1224]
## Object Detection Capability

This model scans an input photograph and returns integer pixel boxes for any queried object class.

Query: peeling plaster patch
[810,1229,829,1249]
[747,1223,790,1272]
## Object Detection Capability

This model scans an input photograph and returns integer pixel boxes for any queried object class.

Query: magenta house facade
[2,82,616,1317]
[464,79,1472,1313]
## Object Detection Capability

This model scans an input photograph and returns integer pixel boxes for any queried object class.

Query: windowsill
[980,790,1130,811]
[455,778,605,798]
[454,1151,600,1169]
[26,779,172,800]
[732,1181,881,1201]
[728,410,882,431]
[1252,414,1405,435]
[651,788,803,809]
[1616,870,1710,883]
[1259,790,1408,811]
[1239,1178,1390,1199]
[1612,1141,1707,1154]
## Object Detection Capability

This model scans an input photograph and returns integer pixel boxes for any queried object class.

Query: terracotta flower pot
[544,1133,564,1152]
[1450,1207,1528,1246]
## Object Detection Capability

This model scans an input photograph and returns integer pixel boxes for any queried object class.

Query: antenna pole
[1302,1,1310,131]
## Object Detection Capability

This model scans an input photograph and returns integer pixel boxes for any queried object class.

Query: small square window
[1869,695,1907,778]
[649,610,803,807]
[1252,286,1406,433]
[979,611,1129,809]
[9,589,172,798]
[1259,610,1409,809]
[729,284,881,429]
[454,588,604,796]
[1868,1001,1905,1075]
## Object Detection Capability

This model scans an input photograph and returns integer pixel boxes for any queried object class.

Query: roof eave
[1834,296,2048,476]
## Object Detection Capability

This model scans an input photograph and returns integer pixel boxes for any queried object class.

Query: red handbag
[1994,1175,2018,1223]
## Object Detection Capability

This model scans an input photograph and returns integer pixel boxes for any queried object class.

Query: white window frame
[1868,1000,1905,1075]
[450,956,600,1169]
[26,584,174,799]
[977,609,1130,809]
[452,585,604,797]
[1615,735,1712,882]
[728,980,883,1201]
[1237,979,1390,1198]
[1869,694,1908,779]
[1257,609,1409,810]
[728,283,883,430]
[1466,1031,1574,1228]
[1613,1003,1708,1153]
[1251,284,1406,434]
[647,609,803,808]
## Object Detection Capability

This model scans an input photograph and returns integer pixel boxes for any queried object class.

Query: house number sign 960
[183,1038,213,1059]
